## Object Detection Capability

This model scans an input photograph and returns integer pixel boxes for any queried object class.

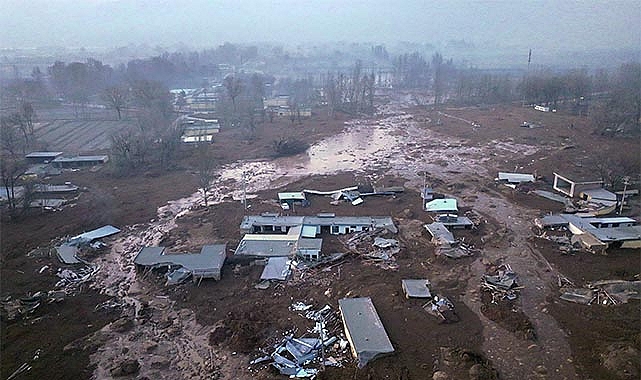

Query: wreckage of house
[553,172,603,198]
[535,214,641,251]
[338,297,395,368]
[134,244,227,281]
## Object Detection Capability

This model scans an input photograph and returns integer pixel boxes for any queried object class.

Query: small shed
[338,297,394,368]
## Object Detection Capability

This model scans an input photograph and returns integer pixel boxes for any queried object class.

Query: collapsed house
[56,225,122,264]
[237,214,397,282]
[553,172,603,198]
[303,186,403,207]
[134,244,227,283]
[424,222,474,258]
[338,297,394,368]
[535,214,641,252]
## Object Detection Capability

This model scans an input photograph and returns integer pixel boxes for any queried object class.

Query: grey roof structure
[497,172,535,183]
[52,155,109,164]
[240,215,398,234]
[68,225,121,246]
[25,151,64,159]
[134,244,227,281]
[425,223,457,245]
[535,214,641,244]
[235,235,298,257]
[260,257,291,281]
[339,297,394,368]
[402,279,432,298]
[56,245,81,264]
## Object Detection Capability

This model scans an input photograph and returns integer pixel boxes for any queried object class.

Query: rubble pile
[249,302,350,377]
[560,280,641,305]
[341,228,400,270]
[481,264,521,303]
[423,295,458,323]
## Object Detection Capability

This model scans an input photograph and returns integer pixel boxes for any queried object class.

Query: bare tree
[195,145,217,208]
[223,75,243,112]
[102,86,128,120]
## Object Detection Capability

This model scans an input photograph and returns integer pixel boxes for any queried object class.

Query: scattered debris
[423,295,458,323]
[424,223,475,258]
[250,302,347,376]
[481,264,521,302]
[560,280,641,305]
[341,229,400,269]
[134,244,227,283]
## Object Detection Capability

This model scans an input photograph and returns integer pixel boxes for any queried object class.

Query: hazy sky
[1,0,640,51]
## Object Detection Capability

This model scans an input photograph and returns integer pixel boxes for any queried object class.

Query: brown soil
[2,98,639,380]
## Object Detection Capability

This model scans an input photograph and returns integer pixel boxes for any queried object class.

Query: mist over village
[1,1,640,379]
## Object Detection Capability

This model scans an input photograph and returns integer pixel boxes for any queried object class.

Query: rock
[432,370,449,380]
[110,359,140,377]
[535,365,548,375]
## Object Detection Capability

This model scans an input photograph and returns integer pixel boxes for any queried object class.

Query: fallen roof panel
[56,244,81,264]
[402,279,431,298]
[339,297,394,368]
[260,257,291,281]
[425,223,457,245]
[69,225,121,244]
[497,172,535,183]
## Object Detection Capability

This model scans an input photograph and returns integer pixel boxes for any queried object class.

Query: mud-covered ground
[2,94,639,380]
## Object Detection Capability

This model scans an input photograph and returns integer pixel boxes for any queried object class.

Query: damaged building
[134,244,227,283]
[535,214,641,252]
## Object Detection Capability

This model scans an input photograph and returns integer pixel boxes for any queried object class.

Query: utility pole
[619,176,630,215]
[242,171,247,211]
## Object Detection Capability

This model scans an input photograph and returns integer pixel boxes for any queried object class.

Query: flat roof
[425,199,458,212]
[52,155,109,163]
[240,215,397,233]
[424,223,457,245]
[134,244,227,273]
[297,238,323,250]
[338,297,394,368]
[25,151,64,158]
[541,214,641,242]
[498,172,535,183]
[278,192,306,200]
[69,225,121,244]
[401,279,431,298]
[235,238,297,257]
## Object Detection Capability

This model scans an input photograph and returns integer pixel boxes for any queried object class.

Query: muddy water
[89,100,573,379]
